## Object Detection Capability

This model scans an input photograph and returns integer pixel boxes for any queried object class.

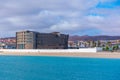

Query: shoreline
[1,51,120,59]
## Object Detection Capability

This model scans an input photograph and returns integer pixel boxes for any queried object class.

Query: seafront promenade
[0,49,120,58]
[0,47,102,53]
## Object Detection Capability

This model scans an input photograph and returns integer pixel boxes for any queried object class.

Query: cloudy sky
[0,0,120,37]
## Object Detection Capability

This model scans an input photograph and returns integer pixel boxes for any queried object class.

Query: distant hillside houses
[0,37,16,49]
[68,40,120,49]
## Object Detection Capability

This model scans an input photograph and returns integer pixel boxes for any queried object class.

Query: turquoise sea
[0,56,120,80]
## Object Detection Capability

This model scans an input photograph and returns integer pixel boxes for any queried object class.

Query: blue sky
[0,0,120,37]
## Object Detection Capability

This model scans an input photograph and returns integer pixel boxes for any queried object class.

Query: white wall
[96,47,103,52]
[0,47,103,53]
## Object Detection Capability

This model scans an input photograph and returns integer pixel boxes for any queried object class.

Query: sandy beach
[0,51,120,58]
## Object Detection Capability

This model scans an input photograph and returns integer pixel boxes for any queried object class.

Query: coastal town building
[0,42,16,49]
[16,30,69,49]
[36,32,69,49]
[0,37,16,49]
[68,40,120,49]
[16,31,37,49]
[68,40,96,48]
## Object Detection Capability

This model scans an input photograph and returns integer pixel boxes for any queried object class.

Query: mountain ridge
[69,35,120,41]
[0,35,120,41]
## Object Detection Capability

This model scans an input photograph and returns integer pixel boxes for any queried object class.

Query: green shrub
[102,47,105,51]
[105,46,109,51]
[113,45,119,51]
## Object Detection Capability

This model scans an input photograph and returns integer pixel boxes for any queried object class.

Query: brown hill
[69,35,120,41]
[1,36,120,42]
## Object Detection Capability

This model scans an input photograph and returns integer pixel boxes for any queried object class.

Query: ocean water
[0,56,120,80]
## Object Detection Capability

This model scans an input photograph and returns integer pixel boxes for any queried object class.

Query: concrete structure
[0,47,103,53]
[68,40,97,48]
[0,43,16,49]
[36,32,69,49]
[16,30,69,49]
[16,30,37,49]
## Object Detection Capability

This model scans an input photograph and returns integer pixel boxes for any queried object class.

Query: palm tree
[96,40,101,47]
[107,42,112,47]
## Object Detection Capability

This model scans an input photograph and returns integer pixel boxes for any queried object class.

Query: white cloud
[0,0,119,37]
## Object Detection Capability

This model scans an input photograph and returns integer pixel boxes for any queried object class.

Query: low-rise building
[0,43,16,49]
